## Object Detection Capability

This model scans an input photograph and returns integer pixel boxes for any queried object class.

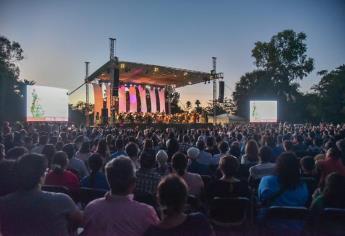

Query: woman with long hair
[241,139,259,165]
[81,153,109,190]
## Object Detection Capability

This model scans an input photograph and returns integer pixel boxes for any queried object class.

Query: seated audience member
[41,144,56,168]
[144,175,213,236]
[75,141,91,163]
[81,154,109,190]
[83,156,159,236]
[63,143,89,178]
[207,155,250,200]
[166,138,180,161]
[229,141,241,159]
[293,135,307,155]
[241,139,259,165]
[307,138,323,156]
[316,147,345,187]
[0,154,82,235]
[45,151,80,190]
[31,134,48,154]
[156,150,170,176]
[96,139,111,161]
[125,142,140,170]
[179,135,191,154]
[300,156,316,178]
[258,152,308,207]
[213,141,229,165]
[283,140,294,153]
[0,159,17,196]
[6,146,28,160]
[172,152,204,197]
[135,150,161,195]
[111,138,126,159]
[205,136,220,156]
[310,172,345,214]
[188,143,212,175]
[249,146,275,180]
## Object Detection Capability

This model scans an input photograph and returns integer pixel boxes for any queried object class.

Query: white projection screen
[250,100,277,123]
[26,85,68,122]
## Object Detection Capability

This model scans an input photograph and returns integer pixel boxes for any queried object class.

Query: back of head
[157,174,188,216]
[172,152,188,176]
[143,139,153,150]
[125,142,138,158]
[219,141,229,154]
[300,156,315,172]
[276,152,300,189]
[42,144,56,159]
[219,155,239,178]
[230,142,241,158]
[187,147,200,160]
[115,138,124,150]
[156,150,168,166]
[6,146,28,160]
[52,151,68,174]
[283,140,294,152]
[206,136,215,148]
[79,141,90,154]
[323,172,345,208]
[245,139,258,161]
[327,147,341,160]
[259,146,273,163]
[139,150,156,169]
[62,143,75,159]
[16,154,47,191]
[88,153,103,173]
[105,156,136,195]
[39,135,49,145]
[196,140,205,150]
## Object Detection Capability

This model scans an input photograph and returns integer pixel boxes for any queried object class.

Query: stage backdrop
[26,85,68,122]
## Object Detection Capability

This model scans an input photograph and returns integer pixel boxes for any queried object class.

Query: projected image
[26,85,68,122]
[250,101,277,123]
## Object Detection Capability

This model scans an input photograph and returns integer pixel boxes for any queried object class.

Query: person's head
[115,138,124,151]
[245,139,258,162]
[326,147,341,160]
[322,172,345,208]
[62,143,75,160]
[166,138,179,159]
[276,152,300,189]
[105,156,136,195]
[55,141,64,151]
[139,150,156,169]
[38,135,49,146]
[16,154,47,191]
[52,151,68,174]
[187,147,200,160]
[230,141,241,158]
[300,156,315,174]
[88,153,103,173]
[6,146,28,160]
[196,140,205,151]
[258,146,272,163]
[218,141,229,154]
[206,136,215,148]
[314,153,325,162]
[79,141,90,154]
[172,152,188,176]
[183,135,190,144]
[125,142,139,158]
[143,139,154,150]
[219,155,239,178]
[157,174,188,216]
[283,140,294,152]
[41,144,56,168]
[156,150,168,167]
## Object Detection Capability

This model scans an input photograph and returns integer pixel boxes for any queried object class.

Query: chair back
[133,191,157,208]
[42,185,70,195]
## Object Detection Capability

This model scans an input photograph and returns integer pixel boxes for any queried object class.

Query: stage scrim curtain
[138,85,147,113]
[93,84,103,122]
[119,86,126,113]
[106,84,111,114]
[129,86,137,112]
[159,88,166,112]
[150,87,157,113]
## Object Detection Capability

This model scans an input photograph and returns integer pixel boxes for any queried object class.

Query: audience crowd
[0,121,345,235]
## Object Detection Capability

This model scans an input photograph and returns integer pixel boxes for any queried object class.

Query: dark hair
[96,139,108,158]
[79,141,90,154]
[55,141,64,151]
[62,143,75,159]
[52,151,68,174]
[323,172,345,208]
[219,155,239,178]
[16,154,47,190]
[300,156,315,172]
[6,146,28,160]
[218,141,229,154]
[139,150,156,169]
[245,139,258,162]
[196,140,205,150]
[327,147,341,160]
[125,142,139,157]
[172,152,188,176]
[157,174,187,216]
[0,159,17,195]
[42,144,56,168]
[39,135,49,145]
[276,152,300,189]
[206,136,215,147]
[183,135,190,143]
[283,140,294,152]
[88,153,103,188]
[259,146,272,163]
[115,138,124,150]
[166,138,179,160]
[105,156,136,195]
[230,142,241,158]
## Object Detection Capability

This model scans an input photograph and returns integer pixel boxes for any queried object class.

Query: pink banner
[158,88,166,112]
[129,86,137,112]
[150,87,157,113]
[119,85,126,113]
[138,85,147,113]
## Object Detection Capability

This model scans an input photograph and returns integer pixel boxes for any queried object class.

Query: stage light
[188,81,192,85]
[146,85,151,89]
[120,63,125,69]
[125,87,129,92]
[154,67,159,72]
[184,72,188,76]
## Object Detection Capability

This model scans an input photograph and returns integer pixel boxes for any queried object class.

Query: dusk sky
[1,0,344,107]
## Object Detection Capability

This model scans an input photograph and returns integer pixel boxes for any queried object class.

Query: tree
[0,36,35,122]
[312,65,345,123]
[169,89,183,114]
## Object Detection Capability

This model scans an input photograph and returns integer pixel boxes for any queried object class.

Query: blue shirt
[258,175,308,207]
[81,172,109,190]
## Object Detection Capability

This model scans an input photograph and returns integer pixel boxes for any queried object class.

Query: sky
[1,0,344,107]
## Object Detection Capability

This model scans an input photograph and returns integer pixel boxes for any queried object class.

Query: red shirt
[45,170,80,190]
[317,157,345,186]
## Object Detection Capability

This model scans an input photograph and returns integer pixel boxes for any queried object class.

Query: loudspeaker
[113,68,119,96]
[101,100,108,125]
[218,81,224,103]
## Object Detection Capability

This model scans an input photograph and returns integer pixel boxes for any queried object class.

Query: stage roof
[86,59,212,88]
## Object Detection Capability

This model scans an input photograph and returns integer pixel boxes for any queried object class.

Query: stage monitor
[26,85,68,122]
[250,100,277,123]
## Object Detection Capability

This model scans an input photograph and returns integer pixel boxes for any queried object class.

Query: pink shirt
[83,194,159,236]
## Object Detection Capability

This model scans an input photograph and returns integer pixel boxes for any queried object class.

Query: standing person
[0,154,82,235]
[144,175,213,236]
[83,156,159,236]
